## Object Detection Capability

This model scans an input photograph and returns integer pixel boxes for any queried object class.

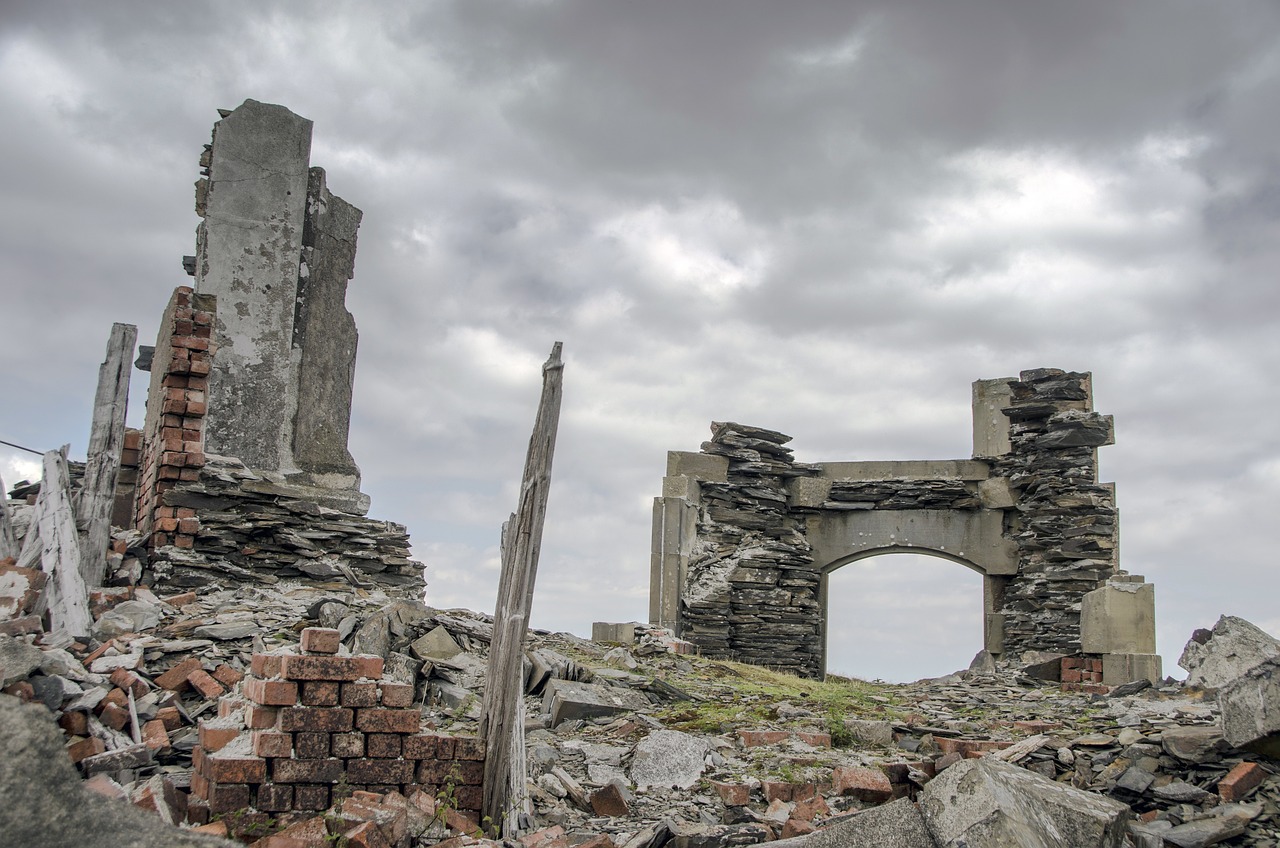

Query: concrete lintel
[666,451,729,482]
[815,459,990,482]
[808,508,1017,576]
[662,475,701,501]
[788,476,832,508]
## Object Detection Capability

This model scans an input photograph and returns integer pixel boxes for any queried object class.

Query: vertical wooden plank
[481,342,564,833]
[0,471,18,559]
[37,449,92,635]
[76,322,137,588]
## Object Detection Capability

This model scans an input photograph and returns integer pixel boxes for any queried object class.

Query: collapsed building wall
[651,369,1159,681]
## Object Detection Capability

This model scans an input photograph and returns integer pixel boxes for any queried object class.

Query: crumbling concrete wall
[651,369,1159,679]
[193,99,367,515]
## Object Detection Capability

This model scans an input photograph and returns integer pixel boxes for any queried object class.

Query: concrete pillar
[649,495,695,630]
[1080,579,1157,654]
[972,378,1014,458]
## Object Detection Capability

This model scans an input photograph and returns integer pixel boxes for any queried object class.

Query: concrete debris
[1219,658,1280,758]
[629,729,709,790]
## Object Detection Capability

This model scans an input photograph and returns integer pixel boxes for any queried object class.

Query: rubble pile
[146,454,422,595]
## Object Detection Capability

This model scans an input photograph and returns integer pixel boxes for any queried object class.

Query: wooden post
[76,322,137,588]
[481,342,564,834]
[35,448,92,636]
[0,471,18,559]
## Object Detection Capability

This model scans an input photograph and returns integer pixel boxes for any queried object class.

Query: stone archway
[649,369,1161,682]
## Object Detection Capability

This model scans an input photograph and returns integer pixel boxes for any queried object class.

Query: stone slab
[542,679,651,728]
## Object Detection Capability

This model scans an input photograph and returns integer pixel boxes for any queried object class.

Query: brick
[935,738,1012,757]
[198,722,241,753]
[301,680,340,706]
[142,719,171,751]
[455,784,482,813]
[295,732,331,759]
[378,682,414,708]
[59,711,89,736]
[445,808,480,837]
[245,677,300,706]
[207,783,252,814]
[245,705,280,729]
[67,736,107,763]
[251,653,285,678]
[273,758,343,784]
[590,782,630,817]
[347,759,415,785]
[710,781,750,806]
[256,782,294,813]
[792,794,829,822]
[281,655,383,682]
[341,681,380,707]
[782,819,815,839]
[795,731,831,748]
[1219,761,1267,802]
[300,627,342,655]
[832,766,893,802]
[99,702,130,732]
[188,669,225,699]
[206,753,267,784]
[761,780,792,802]
[354,708,419,735]
[366,734,402,758]
[110,668,149,697]
[738,729,790,747]
[252,730,293,758]
[344,821,391,848]
[1061,657,1085,670]
[332,732,366,758]
[402,734,437,760]
[293,785,331,811]
[280,707,353,733]
[154,657,202,691]
[1061,667,1083,683]
[416,760,455,785]
[435,736,456,758]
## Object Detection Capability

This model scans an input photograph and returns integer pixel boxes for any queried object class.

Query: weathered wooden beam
[76,322,137,588]
[36,449,92,635]
[481,342,564,833]
[0,471,18,559]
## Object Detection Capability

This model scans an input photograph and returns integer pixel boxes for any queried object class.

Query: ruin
[650,368,1161,683]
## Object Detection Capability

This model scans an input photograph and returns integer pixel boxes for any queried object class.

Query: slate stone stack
[821,479,982,510]
[680,423,825,677]
[145,454,423,596]
[187,627,484,824]
[992,369,1118,658]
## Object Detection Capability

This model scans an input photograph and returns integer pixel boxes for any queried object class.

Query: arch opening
[823,552,985,683]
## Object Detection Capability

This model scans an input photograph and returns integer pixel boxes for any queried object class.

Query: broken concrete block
[542,679,650,727]
[1219,657,1280,757]
[919,756,1131,848]
[629,729,708,790]
[591,622,637,644]
[843,718,895,748]
[1080,580,1156,655]
[1101,652,1162,685]
[1179,615,1280,689]
[805,797,937,848]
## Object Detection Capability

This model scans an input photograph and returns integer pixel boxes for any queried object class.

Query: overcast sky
[2,1,1279,682]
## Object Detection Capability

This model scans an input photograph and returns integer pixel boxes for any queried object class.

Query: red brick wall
[135,287,213,548]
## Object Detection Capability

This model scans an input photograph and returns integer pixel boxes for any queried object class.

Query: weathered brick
[300,628,342,655]
[99,702,130,732]
[154,657,202,691]
[198,722,241,753]
[293,785,331,811]
[59,711,89,736]
[251,654,285,678]
[343,821,391,848]
[347,759,415,785]
[331,732,365,758]
[1219,761,1267,802]
[280,655,383,682]
[280,707,353,733]
[255,783,294,813]
[355,709,418,735]
[252,731,293,758]
[710,781,750,806]
[301,680,340,706]
[206,753,267,784]
[738,729,790,747]
[366,734,403,758]
[295,731,331,759]
[142,719,171,751]
[67,736,106,763]
[207,783,252,814]
[212,664,243,687]
[341,681,380,707]
[402,734,437,760]
[378,682,414,708]
[832,766,892,802]
[454,737,486,761]
[272,758,344,784]
[245,677,299,706]
[245,705,280,729]
[187,669,225,699]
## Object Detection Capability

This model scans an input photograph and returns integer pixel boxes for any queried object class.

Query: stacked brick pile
[134,285,213,549]
[188,627,485,825]
[1059,656,1108,694]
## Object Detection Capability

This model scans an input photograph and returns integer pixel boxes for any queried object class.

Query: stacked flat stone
[187,627,484,824]
[146,454,423,596]
[682,422,825,677]
[991,369,1118,657]
[822,478,981,510]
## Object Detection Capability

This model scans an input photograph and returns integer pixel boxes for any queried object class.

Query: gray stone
[1115,766,1155,794]
[91,599,162,639]
[0,634,42,687]
[1160,726,1227,763]
[919,757,1131,848]
[351,609,391,658]
[30,674,82,710]
[1161,806,1257,848]
[542,679,651,727]
[410,625,463,661]
[0,695,232,846]
[1178,615,1280,689]
[1219,657,1280,756]
[192,621,259,640]
[806,797,938,848]
[844,718,895,748]
[1152,780,1218,804]
[630,729,709,790]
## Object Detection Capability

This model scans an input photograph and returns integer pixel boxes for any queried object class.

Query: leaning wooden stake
[35,448,92,635]
[481,342,564,834]
[0,471,18,559]
[75,322,137,588]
